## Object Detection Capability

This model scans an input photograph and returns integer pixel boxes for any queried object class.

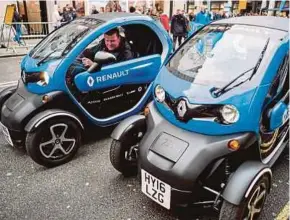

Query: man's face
[104,33,121,51]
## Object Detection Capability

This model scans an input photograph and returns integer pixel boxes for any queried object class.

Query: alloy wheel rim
[39,123,76,159]
[244,183,267,220]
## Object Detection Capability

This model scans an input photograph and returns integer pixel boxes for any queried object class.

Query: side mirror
[88,51,116,73]
[268,101,288,131]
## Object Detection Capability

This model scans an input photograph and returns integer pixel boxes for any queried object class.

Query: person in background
[171,9,188,49]
[12,4,23,45]
[195,6,210,25]
[129,6,136,13]
[62,5,72,22]
[159,10,170,33]
[70,6,77,20]
[188,11,204,37]
[188,11,195,22]
[150,8,159,20]
[99,7,105,13]
[136,6,143,14]
[114,1,122,12]
[91,5,99,14]
[105,5,112,13]
[52,5,62,29]
[181,9,190,38]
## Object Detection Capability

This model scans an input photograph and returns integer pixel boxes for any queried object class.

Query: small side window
[268,53,289,98]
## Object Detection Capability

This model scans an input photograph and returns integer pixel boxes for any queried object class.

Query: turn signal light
[228,140,240,151]
[42,95,50,103]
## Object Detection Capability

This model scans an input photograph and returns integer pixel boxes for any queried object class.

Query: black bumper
[140,102,256,197]
[0,80,45,143]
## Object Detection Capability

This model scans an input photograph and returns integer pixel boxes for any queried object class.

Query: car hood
[21,55,61,73]
[153,66,262,135]
[155,66,257,104]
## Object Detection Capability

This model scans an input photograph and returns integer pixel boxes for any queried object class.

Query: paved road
[0,132,288,220]
[0,56,22,84]
[0,56,288,220]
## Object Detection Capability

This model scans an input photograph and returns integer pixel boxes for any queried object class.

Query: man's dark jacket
[84,37,134,63]
[171,14,188,37]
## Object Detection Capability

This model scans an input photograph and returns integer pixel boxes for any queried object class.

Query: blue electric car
[0,13,172,167]
[110,16,289,219]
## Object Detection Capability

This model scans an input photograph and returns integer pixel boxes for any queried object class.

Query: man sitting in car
[82,28,135,68]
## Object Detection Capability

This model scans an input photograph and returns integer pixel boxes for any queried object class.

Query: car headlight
[23,71,49,86]
[38,72,49,85]
[155,85,165,103]
[220,105,239,124]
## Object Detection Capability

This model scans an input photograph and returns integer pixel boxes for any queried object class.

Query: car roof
[212,16,289,32]
[85,12,151,22]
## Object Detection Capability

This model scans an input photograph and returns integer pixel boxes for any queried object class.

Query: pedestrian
[62,5,72,22]
[52,5,62,29]
[12,5,23,45]
[91,5,99,14]
[150,8,159,20]
[136,6,143,14]
[195,6,210,25]
[99,7,105,13]
[171,9,188,49]
[105,5,112,13]
[114,1,122,12]
[188,12,203,37]
[129,6,136,13]
[159,10,170,32]
[70,6,77,20]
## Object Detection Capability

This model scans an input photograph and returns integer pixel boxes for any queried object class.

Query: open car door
[73,54,162,125]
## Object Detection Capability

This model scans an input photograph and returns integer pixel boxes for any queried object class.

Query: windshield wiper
[37,49,62,66]
[211,38,270,98]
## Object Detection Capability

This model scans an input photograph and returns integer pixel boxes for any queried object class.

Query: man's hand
[82,57,94,68]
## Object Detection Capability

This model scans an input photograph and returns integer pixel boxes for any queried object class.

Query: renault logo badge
[177,100,187,118]
[87,76,94,87]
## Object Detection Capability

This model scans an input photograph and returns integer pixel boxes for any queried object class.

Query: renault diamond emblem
[177,100,187,118]
[87,76,94,87]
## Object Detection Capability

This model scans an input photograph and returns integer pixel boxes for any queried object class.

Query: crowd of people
[52,4,78,29]
[36,1,290,47]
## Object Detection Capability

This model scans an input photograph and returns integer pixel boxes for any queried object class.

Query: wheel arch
[0,85,17,109]
[24,109,84,133]
[222,161,272,206]
[111,115,146,142]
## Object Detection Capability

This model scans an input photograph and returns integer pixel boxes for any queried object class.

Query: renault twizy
[0,13,172,167]
[110,16,289,219]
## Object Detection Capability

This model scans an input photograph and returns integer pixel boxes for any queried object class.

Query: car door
[74,54,161,120]
[67,22,172,125]
[260,52,289,160]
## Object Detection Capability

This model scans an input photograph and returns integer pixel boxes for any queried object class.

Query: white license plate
[141,169,171,209]
[0,122,13,146]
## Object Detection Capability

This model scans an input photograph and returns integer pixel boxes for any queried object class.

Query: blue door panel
[74,54,161,92]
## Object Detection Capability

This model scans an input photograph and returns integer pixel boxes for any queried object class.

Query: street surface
[0,56,289,220]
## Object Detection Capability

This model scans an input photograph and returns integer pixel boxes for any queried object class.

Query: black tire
[0,86,16,112]
[110,139,138,177]
[26,117,82,168]
[219,175,270,220]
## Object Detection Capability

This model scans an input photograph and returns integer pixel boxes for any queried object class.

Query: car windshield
[29,19,104,60]
[166,24,274,87]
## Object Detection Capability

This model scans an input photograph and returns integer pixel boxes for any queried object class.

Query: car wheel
[110,138,139,177]
[25,117,82,168]
[219,175,269,220]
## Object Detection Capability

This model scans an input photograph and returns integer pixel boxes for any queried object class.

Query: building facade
[1,0,288,25]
